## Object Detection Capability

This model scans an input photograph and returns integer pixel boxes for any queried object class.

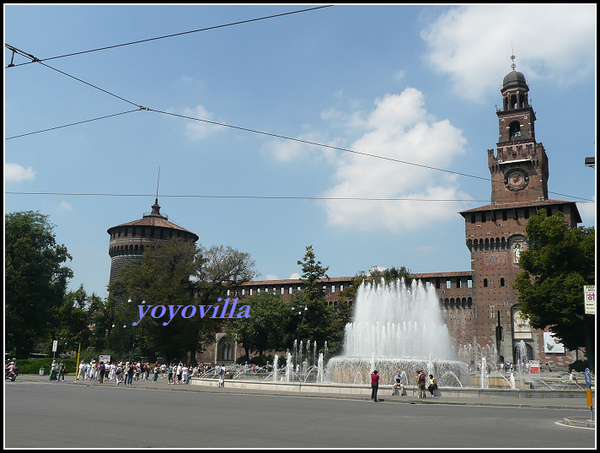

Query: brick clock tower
[460,57,582,367]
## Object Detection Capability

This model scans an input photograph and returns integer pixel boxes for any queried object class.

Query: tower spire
[155,167,161,204]
[151,167,162,216]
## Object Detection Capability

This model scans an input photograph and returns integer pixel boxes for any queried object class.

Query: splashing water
[343,278,455,359]
[327,278,468,386]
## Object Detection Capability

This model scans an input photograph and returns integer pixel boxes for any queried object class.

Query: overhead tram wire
[4,191,494,203]
[4,60,592,204]
[5,5,334,69]
[5,43,592,204]
[6,45,489,185]
[150,108,491,184]
[5,109,141,140]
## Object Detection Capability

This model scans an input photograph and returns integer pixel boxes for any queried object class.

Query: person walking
[49,360,58,381]
[370,370,380,402]
[168,363,174,384]
[182,364,189,384]
[98,361,105,383]
[126,362,134,385]
[115,362,123,385]
[176,362,183,384]
[218,365,225,388]
[58,360,66,381]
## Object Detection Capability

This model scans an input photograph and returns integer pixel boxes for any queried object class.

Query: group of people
[48,359,66,381]
[370,369,438,402]
[76,360,209,385]
[415,369,437,398]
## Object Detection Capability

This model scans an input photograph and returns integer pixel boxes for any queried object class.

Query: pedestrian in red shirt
[371,370,380,402]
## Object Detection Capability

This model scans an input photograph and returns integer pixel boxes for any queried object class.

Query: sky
[4,4,596,300]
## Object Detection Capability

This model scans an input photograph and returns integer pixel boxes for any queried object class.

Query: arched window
[509,121,521,137]
[217,336,234,362]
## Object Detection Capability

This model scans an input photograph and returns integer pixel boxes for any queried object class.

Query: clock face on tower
[505,168,529,191]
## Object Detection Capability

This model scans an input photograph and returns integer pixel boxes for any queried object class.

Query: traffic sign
[584,285,595,315]
[584,368,591,388]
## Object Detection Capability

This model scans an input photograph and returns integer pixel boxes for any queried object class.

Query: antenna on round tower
[155,167,161,204]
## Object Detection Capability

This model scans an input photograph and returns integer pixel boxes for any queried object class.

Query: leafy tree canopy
[108,239,257,364]
[5,211,73,357]
[227,291,291,360]
[514,209,595,371]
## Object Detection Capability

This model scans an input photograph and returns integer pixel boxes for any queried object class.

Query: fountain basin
[188,378,591,400]
[325,356,470,387]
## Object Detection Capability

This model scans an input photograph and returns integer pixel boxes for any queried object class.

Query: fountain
[326,278,469,387]
[317,352,324,384]
[272,354,279,382]
[516,340,527,390]
[481,357,488,389]
[285,353,293,382]
[191,278,587,401]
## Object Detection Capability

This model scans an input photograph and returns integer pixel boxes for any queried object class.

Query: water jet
[326,278,469,387]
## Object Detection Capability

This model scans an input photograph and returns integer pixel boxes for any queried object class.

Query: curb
[562,417,595,428]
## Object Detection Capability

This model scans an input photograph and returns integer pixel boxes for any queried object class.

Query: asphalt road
[5,377,596,449]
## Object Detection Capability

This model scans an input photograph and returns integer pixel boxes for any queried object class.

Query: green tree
[108,238,205,362]
[368,266,412,286]
[108,239,257,363]
[514,209,595,371]
[88,291,116,352]
[291,246,339,350]
[227,291,291,360]
[57,285,96,353]
[339,266,413,302]
[5,211,73,357]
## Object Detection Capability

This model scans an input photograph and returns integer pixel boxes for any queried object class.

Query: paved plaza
[4,373,596,449]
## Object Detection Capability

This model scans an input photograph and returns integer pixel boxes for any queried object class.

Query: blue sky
[4,4,596,300]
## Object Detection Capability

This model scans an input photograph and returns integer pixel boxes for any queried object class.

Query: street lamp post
[127,298,146,363]
[290,304,308,372]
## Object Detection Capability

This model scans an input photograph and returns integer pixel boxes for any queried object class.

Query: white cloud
[262,131,339,164]
[180,104,223,140]
[321,88,470,233]
[56,201,74,213]
[4,163,36,182]
[577,198,596,227]
[288,272,301,280]
[421,4,596,100]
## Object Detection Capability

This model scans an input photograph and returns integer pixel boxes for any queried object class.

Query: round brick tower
[107,198,199,284]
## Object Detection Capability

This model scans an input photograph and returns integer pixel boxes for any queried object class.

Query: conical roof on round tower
[107,199,199,284]
[108,199,198,239]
